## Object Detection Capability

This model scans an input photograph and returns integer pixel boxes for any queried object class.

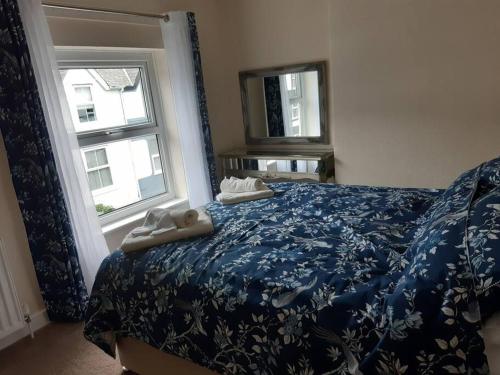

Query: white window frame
[57,49,176,226]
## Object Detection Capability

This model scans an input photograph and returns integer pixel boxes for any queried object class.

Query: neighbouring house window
[147,136,162,175]
[152,154,162,174]
[74,85,97,123]
[285,73,305,136]
[84,148,113,191]
[59,51,174,223]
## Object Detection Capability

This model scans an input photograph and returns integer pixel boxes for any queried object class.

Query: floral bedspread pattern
[85,157,499,374]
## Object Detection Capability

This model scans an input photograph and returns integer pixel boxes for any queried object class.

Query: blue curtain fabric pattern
[264,76,285,137]
[0,0,88,321]
[186,12,218,197]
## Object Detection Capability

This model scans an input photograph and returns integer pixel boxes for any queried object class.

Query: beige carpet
[0,323,128,375]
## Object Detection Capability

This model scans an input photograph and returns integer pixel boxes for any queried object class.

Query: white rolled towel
[130,208,176,237]
[170,208,199,228]
[216,186,274,205]
[121,208,213,253]
[220,176,265,193]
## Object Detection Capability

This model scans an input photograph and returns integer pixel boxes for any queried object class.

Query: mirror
[239,62,327,145]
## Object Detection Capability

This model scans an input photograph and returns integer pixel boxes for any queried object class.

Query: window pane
[85,150,97,169]
[60,67,150,132]
[86,106,96,121]
[95,149,108,165]
[99,168,113,187]
[87,170,101,191]
[81,135,168,216]
[77,107,88,123]
[153,156,162,172]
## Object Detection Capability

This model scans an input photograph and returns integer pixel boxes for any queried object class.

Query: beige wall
[215,0,500,188]
[2,0,500,319]
[330,0,500,188]
[0,139,45,313]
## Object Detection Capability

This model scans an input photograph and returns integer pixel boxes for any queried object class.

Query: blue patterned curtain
[0,0,88,321]
[264,76,285,137]
[186,13,219,196]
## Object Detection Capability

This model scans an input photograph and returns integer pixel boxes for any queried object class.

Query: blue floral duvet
[85,157,500,374]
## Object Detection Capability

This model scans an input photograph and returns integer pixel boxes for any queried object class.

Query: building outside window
[58,51,174,224]
[285,73,305,136]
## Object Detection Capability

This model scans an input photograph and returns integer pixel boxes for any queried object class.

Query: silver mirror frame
[239,61,328,145]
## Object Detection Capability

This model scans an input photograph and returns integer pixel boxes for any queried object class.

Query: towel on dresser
[121,208,213,253]
[216,186,274,205]
[220,176,265,193]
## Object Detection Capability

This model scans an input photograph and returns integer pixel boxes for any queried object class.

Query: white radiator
[0,238,24,345]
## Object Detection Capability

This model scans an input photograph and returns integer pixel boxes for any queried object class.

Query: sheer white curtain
[18,0,109,291]
[160,12,213,208]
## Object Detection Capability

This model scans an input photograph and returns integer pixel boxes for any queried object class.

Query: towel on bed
[170,208,199,228]
[220,176,265,193]
[121,208,213,253]
[216,186,274,205]
[130,208,176,237]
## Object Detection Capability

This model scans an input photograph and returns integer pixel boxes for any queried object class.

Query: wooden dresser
[219,149,335,183]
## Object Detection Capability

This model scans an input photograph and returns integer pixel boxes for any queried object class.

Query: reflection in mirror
[239,158,319,174]
[247,71,320,138]
[240,62,327,145]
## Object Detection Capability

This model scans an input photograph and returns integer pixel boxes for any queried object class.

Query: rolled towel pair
[217,176,274,205]
[220,176,265,193]
[130,208,199,237]
[122,208,213,253]
[216,187,274,205]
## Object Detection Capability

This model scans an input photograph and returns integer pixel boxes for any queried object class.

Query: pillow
[404,156,499,290]
[407,161,482,261]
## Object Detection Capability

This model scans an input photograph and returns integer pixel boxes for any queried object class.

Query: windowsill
[101,197,188,234]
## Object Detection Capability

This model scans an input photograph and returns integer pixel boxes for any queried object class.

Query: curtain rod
[41,2,170,22]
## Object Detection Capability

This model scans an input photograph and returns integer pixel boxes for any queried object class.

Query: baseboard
[0,309,50,351]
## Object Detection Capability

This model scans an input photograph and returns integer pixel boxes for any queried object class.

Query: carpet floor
[0,323,126,375]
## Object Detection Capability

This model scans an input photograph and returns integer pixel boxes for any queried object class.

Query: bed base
[119,323,500,375]
[117,337,217,375]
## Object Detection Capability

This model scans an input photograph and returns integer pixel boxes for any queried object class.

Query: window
[84,148,113,191]
[284,73,304,136]
[58,51,174,223]
[147,136,162,175]
[74,86,97,123]
[285,73,302,99]
[152,155,162,174]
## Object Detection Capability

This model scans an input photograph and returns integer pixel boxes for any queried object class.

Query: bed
[85,157,500,374]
